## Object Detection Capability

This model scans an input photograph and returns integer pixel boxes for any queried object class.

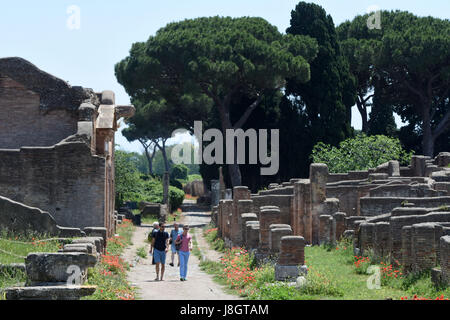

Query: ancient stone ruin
[0,57,135,238]
[215,153,450,284]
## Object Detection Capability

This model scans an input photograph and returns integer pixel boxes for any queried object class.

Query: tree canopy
[116,16,318,187]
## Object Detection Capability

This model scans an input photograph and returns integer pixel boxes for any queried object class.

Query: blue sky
[1,1,449,153]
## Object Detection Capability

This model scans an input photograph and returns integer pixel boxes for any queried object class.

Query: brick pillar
[411,155,428,177]
[258,207,281,254]
[292,179,309,239]
[211,180,220,208]
[319,215,332,245]
[275,236,306,281]
[241,213,258,247]
[333,212,347,241]
[221,200,233,242]
[440,236,450,285]
[269,224,292,254]
[388,160,400,177]
[246,222,260,250]
[234,199,253,247]
[374,222,390,259]
[401,226,413,273]
[233,186,251,202]
[412,223,437,272]
[310,163,328,245]
[360,222,375,254]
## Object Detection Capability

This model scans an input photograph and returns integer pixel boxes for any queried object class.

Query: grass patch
[0,229,62,264]
[203,227,225,253]
[83,219,136,300]
[136,247,147,259]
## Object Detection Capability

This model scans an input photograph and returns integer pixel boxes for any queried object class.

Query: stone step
[26,252,97,285]
[5,285,96,300]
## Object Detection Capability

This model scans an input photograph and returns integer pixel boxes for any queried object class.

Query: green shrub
[311,134,413,173]
[170,179,183,190]
[170,164,188,180]
[169,186,185,210]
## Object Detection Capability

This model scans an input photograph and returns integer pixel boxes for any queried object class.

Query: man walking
[150,222,169,281]
[169,222,182,267]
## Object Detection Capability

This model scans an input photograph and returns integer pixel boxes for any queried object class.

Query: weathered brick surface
[373,222,390,259]
[269,224,292,254]
[246,222,260,250]
[310,164,328,245]
[241,213,258,247]
[258,207,282,253]
[278,236,305,266]
[412,223,438,272]
[401,226,413,272]
[360,222,375,253]
[233,199,253,246]
[319,215,332,245]
[333,212,347,240]
[0,75,78,149]
[0,142,106,231]
[440,236,450,285]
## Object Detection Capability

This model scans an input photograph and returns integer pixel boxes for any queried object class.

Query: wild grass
[83,219,136,300]
[0,229,62,264]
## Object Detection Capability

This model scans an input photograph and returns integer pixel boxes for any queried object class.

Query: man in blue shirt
[150,222,169,281]
[169,222,182,267]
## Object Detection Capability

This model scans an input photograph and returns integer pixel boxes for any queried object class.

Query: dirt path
[121,201,240,300]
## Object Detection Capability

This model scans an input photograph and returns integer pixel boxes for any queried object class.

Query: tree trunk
[421,106,434,157]
[356,98,369,134]
[144,146,154,176]
[218,104,243,187]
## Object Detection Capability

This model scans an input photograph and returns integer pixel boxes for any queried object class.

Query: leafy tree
[286,2,356,147]
[338,11,450,156]
[117,16,318,187]
[311,134,413,173]
[170,164,189,181]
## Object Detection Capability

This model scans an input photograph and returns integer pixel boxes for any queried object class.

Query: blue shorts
[153,249,167,264]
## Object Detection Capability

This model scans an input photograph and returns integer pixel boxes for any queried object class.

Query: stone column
[269,224,292,254]
[333,212,347,241]
[412,223,437,272]
[211,180,220,208]
[319,215,332,245]
[360,222,375,254]
[219,166,226,199]
[230,187,251,247]
[401,226,413,273]
[246,221,260,250]
[388,160,400,177]
[258,207,281,254]
[217,201,224,237]
[411,155,428,177]
[221,200,233,244]
[440,236,450,285]
[233,199,253,246]
[373,222,390,260]
[310,164,328,245]
[275,236,305,281]
[241,213,258,248]
[292,180,308,238]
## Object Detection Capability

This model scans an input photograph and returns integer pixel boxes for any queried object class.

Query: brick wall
[0,141,106,230]
[0,76,78,149]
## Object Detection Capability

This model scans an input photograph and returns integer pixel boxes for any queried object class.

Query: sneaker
[169,263,174,267]
[180,278,184,281]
